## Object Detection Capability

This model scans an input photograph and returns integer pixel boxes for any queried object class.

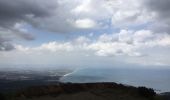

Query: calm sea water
[60,68,170,93]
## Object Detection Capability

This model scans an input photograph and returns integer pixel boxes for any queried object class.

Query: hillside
[1,82,167,100]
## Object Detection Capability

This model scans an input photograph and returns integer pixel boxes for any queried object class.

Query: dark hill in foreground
[0,82,169,100]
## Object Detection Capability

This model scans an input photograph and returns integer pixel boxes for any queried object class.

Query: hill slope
[0,82,160,100]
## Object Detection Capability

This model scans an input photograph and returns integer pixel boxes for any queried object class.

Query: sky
[0,0,170,69]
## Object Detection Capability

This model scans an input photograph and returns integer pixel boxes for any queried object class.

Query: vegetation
[138,87,156,98]
[0,82,169,100]
[0,92,6,100]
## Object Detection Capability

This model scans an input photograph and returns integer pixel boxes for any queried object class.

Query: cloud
[143,0,170,33]
[0,0,114,52]
[0,24,35,51]
[13,23,35,40]
[143,0,170,18]
[29,0,112,33]
[11,29,170,66]
[72,18,99,29]
[0,0,162,34]
[0,28,166,66]
[0,0,131,33]
[0,0,169,34]
[71,0,113,19]
[37,42,74,52]
[14,29,170,57]
[74,36,90,44]
[0,0,106,33]
[86,29,170,57]
[110,0,154,28]
[0,34,15,51]
[0,0,52,28]
[0,0,44,51]
[0,0,170,67]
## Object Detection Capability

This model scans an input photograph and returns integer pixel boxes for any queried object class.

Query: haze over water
[60,67,170,93]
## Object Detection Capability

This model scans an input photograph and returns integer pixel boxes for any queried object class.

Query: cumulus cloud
[0,0,53,51]
[143,0,170,19]
[71,0,113,19]
[0,0,145,33]
[14,30,170,57]
[110,0,154,28]
[12,23,35,40]
[1,0,168,35]
[143,0,170,33]
[0,0,169,68]
[0,0,43,51]
[0,0,53,28]
[72,18,99,29]
[0,34,14,51]
[0,0,113,36]
[0,24,35,51]
[37,42,74,52]
[0,0,169,34]
[11,29,170,66]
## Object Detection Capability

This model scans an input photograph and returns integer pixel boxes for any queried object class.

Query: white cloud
[2,0,154,33]
[71,0,155,29]
[3,29,169,66]
[72,18,98,29]
[15,30,170,57]
[72,0,91,14]
[111,0,154,27]
[74,36,90,44]
[15,45,30,52]
[118,30,134,43]
[71,0,113,19]
[37,42,74,52]
[0,0,168,35]
[98,33,118,42]
[1,0,170,68]
[87,42,137,56]
[24,0,113,33]
[13,29,170,59]
[87,29,170,57]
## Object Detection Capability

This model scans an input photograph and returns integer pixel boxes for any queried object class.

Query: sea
[60,67,170,93]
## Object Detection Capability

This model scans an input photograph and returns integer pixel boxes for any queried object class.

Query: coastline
[59,68,170,93]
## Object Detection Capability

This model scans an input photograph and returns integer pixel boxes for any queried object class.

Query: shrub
[138,87,156,98]
[0,92,6,100]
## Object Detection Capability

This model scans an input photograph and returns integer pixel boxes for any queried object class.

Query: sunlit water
[60,68,170,93]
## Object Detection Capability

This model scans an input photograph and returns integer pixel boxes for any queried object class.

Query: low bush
[138,87,156,98]
[0,92,6,100]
